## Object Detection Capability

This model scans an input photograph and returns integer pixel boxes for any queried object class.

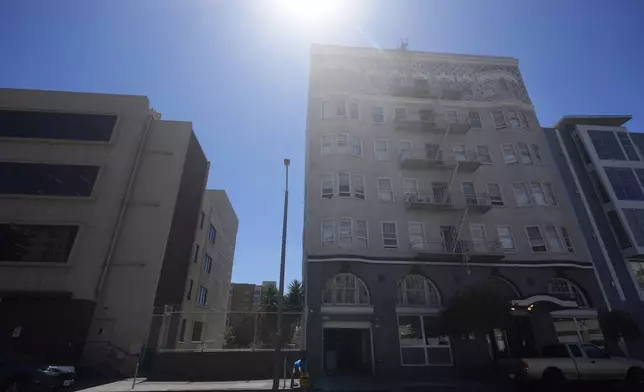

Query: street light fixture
[273,158,290,390]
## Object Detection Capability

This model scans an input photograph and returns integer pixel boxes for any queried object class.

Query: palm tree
[261,284,279,312]
[285,279,305,311]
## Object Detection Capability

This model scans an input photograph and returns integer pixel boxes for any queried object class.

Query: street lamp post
[273,158,290,390]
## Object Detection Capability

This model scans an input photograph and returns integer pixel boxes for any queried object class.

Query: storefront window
[553,317,604,349]
[398,315,452,366]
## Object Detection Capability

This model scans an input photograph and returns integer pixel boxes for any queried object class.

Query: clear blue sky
[1,0,643,285]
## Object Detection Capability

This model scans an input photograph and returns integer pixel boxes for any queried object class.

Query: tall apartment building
[544,116,644,357]
[0,89,208,373]
[160,189,238,350]
[303,45,603,378]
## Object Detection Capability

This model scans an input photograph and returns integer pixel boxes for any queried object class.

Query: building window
[544,225,564,252]
[355,220,368,250]
[487,183,504,206]
[452,144,466,161]
[337,134,349,155]
[322,273,370,305]
[321,174,334,198]
[513,183,531,206]
[560,227,575,253]
[179,319,186,343]
[338,173,351,197]
[398,315,452,366]
[208,225,217,244]
[419,109,435,124]
[531,144,543,165]
[382,221,398,249]
[186,279,194,300]
[468,111,482,129]
[492,110,507,129]
[394,106,407,122]
[399,140,412,159]
[590,170,610,203]
[197,286,208,306]
[203,253,213,274]
[544,183,558,206]
[461,182,476,205]
[616,132,640,161]
[496,226,516,252]
[628,261,644,291]
[517,142,533,164]
[337,219,353,249]
[548,278,589,308]
[372,106,385,123]
[351,136,363,157]
[349,102,359,120]
[403,178,419,201]
[573,133,592,164]
[507,110,521,128]
[445,110,458,124]
[526,226,547,252]
[408,223,426,250]
[501,144,518,164]
[374,139,389,161]
[321,135,333,155]
[470,224,489,252]
[607,210,632,249]
[0,162,100,197]
[530,182,547,205]
[589,130,626,160]
[321,219,335,246]
[377,178,394,202]
[605,167,644,201]
[519,111,530,128]
[0,224,78,263]
[193,244,200,263]
[353,174,365,200]
[397,275,440,307]
[622,208,644,246]
[477,145,492,164]
[335,99,347,117]
[0,109,117,141]
[191,321,204,342]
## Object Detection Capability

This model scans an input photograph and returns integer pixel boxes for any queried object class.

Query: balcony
[411,240,506,262]
[404,190,453,211]
[394,118,471,135]
[399,149,481,172]
[461,193,493,213]
[404,191,493,213]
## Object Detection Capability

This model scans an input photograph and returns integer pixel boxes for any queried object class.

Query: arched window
[396,275,441,307]
[322,273,370,305]
[547,278,589,308]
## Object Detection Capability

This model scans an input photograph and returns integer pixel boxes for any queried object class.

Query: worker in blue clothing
[290,353,307,389]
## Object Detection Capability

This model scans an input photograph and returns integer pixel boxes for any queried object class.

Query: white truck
[501,343,644,389]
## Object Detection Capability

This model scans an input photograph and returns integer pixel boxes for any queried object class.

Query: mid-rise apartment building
[163,190,238,350]
[0,89,208,373]
[544,116,644,357]
[303,45,603,378]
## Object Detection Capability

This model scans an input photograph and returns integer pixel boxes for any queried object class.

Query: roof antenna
[398,37,409,51]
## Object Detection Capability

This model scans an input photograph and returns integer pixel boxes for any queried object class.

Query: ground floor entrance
[323,327,373,376]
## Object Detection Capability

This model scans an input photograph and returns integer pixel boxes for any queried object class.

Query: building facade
[303,45,604,379]
[163,190,238,350]
[0,89,208,373]
[544,116,644,358]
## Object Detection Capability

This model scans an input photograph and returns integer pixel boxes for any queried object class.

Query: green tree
[285,279,305,311]
[261,284,279,311]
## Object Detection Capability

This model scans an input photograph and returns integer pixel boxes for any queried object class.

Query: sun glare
[274,0,344,26]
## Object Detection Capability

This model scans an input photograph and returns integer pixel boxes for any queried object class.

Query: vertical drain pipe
[95,114,154,298]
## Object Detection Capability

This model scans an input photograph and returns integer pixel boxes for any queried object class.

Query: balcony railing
[394,118,470,135]
[411,239,505,256]
[404,190,452,207]
[404,191,493,212]
[399,149,481,171]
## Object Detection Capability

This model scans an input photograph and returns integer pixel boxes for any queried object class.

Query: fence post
[283,358,286,389]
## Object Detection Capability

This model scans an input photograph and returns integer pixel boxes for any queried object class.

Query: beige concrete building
[303,45,606,378]
[167,190,238,350]
[0,88,208,373]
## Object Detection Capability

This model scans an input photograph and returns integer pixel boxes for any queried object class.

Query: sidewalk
[76,379,295,392]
